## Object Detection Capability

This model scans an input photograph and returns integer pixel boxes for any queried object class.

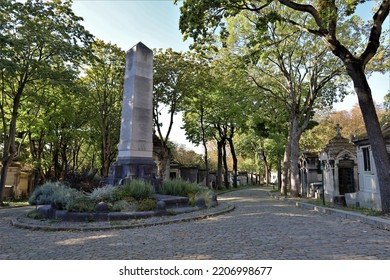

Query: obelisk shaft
[118,42,154,162]
[106,42,156,185]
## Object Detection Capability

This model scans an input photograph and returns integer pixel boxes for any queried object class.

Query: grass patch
[115,180,153,201]
[1,201,29,207]
[160,179,203,197]
[297,197,382,216]
[27,210,45,220]
[342,205,382,216]
[136,199,157,212]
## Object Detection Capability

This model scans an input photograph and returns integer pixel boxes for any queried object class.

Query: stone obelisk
[108,42,156,185]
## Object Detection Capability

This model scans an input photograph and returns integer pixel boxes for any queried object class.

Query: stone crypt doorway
[338,160,355,195]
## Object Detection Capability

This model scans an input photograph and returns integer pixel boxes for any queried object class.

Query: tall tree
[212,10,347,195]
[153,48,195,179]
[82,40,124,177]
[176,0,390,210]
[0,0,93,203]
[182,58,214,187]
[18,79,89,185]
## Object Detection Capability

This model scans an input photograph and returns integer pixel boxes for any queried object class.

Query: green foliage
[0,0,93,201]
[28,182,65,206]
[27,210,45,220]
[160,179,208,197]
[28,182,54,206]
[49,186,81,210]
[111,200,137,212]
[171,144,204,167]
[136,199,157,212]
[114,180,153,201]
[28,180,157,214]
[28,181,87,210]
[66,192,95,213]
[81,40,125,177]
[62,171,101,193]
[88,185,117,203]
[189,188,215,207]
[153,49,201,178]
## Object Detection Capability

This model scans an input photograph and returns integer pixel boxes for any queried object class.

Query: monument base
[104,157,160,191]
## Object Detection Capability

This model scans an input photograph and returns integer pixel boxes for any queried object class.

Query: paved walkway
[1,187,390,260]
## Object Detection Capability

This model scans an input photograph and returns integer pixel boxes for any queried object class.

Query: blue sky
[70,0,389,150]
[72,0,191,52]
[71,0,389,109]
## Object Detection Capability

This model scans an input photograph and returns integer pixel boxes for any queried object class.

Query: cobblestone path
[1,188,389,260]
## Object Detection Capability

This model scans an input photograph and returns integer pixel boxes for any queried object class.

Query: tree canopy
[176,0,390,211]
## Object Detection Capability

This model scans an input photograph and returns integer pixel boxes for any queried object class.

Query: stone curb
[11,202,235,232]
[269,192,390,231]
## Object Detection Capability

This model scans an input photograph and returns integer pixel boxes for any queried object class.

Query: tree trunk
[277,158,282,190]
[0,88,22,204]
[348,64,390,213]
[216,139,223,189]
[290,129,301,197]
[200,108,210,188]
[0,159,9,204]
[222,140,229,188]
[203,142,210,188]
[227,137,238,188]
[52,145,60,180]
[101,125,111,177]
[156,140,170,180]
[261,149,271,186]
[28,131,46,186]
[281,128,291,195]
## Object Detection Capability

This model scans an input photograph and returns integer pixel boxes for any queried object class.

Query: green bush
[66,192,95,212]
[29,182,61,205]
[114,180,153,201]
[190,189,215,207]
[50,187,81,210]
[27,179,159,214]
[160,179,207,197]
[111,200,137,212]
[28,182,79,210]
[88,185,117,203]
[27,209,45,220]
[136,199,157,212]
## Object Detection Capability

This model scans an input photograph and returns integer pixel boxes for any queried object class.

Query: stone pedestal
[106,42,157,186]
[108,158,156,186]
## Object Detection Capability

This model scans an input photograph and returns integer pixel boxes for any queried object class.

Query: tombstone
[106,42,157,186]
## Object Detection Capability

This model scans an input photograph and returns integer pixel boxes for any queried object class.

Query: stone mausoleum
[352,123,390,210]
[300,123,390,211]
[319,124,358,205]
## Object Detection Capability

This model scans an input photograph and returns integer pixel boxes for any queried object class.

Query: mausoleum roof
[322,124,356,159]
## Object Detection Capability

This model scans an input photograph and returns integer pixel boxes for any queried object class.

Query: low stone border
[269,192,390,231]
[11,202,235,231]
